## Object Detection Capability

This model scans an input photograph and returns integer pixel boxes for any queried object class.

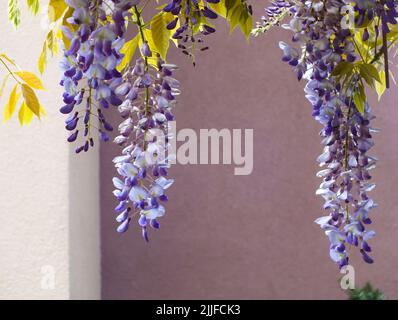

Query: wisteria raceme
[163,0,220,62]
[60,0,140,153]
[112,55,179,241]
[255,0,397,268]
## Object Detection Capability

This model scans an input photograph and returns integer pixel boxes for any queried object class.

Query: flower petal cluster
[112,55,180,240]
[60,0,140,152]
[163,0,220,60]
[261,0,387,268]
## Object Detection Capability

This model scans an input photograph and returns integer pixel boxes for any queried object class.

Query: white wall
[0,2,100,299]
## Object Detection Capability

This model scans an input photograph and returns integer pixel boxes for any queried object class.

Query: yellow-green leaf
[18,101,33,126]
[48,0,68,22]
[39,104,46,117]
[239,10,252,40]
[354,91,365,114]
[332,61,354,77]
[228,4,242,33]
[15,71,44,90]
[8,0,21,28]
[150,12,174,60]
[0,74,11,101]
[375,70,386,100]
[209,1,227,18]
[3,84,20,122]
[117,35,139,72]
[27,0,39,15]
[21,83,40,118]
[141,29,160,68]
[358,63,381,84]
[0,53,17,67]
[38,42,48,74]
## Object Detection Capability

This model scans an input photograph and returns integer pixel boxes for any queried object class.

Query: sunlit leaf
[8,0,21,28]
[150,12,175,59]
[18,101,33,126]
[209,1,227,18]
[354,90,365,114]
[26,0,39,15]
[375,70,386,100]
[228,4,242,33]
[141,29,160,68]
[3,84,20,122]
[15,71,44,90]
[0,74,11,101]
[332,61,354,77]
[38,42,48,74]
[117,35,139,72]
[0,53,17,67]
[239,10,252,40]
[21,83,41,118]
[48,0,68,22]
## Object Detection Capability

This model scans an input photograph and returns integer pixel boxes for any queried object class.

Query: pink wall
[100,3,398,299]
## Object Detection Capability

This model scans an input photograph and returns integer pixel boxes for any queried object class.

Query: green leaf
[21,83,40,118]
[332,61,354,77]
[353,87,365,114]
[375,70,386,100]
[209,1,227,18]
[228,3,242,33]
[15,71,45,90]
[362,63,381,82]
[225,0,236,16]
[353,92,364,114]
[239,9,253,40]
[358,64,375,88]
[117,35,139,72]
[358,63,381,88]
[150,12,175,60]
[26,0,39,15]
[3,84,20,122]
[8,0,21,28]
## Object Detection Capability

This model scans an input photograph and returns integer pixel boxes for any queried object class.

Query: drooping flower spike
[112,55,180,241]
[60,0,140,153]
[254,0,398,268]
[163,0,220,63]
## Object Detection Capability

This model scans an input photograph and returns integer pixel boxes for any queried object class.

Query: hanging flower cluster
[60,0,138,153]
[254,0,398,268]
[44,0,252,242]
[112,54,179,240]
[13,0,397,278]
[163,0,220,63]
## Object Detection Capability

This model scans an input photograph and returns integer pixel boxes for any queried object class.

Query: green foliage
[150,12,177,59]
[8,0,21,28]
[348,282,386,300]
[211,0,253,39]
[26,0,39,15]
[8,0,40,28]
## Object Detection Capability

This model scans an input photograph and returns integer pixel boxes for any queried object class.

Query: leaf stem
[0,57,21,84]
[133,5,150,151]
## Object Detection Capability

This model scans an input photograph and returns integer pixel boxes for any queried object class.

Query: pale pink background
[100,3,398,299]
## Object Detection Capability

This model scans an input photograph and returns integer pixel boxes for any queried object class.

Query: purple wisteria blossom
[257,0,396,268]
[163,0,220,61]
[60,0,140,153]
[112,55,180,241]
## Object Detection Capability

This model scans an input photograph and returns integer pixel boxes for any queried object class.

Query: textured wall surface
[101,3,398,299]
[0,2,100,299]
